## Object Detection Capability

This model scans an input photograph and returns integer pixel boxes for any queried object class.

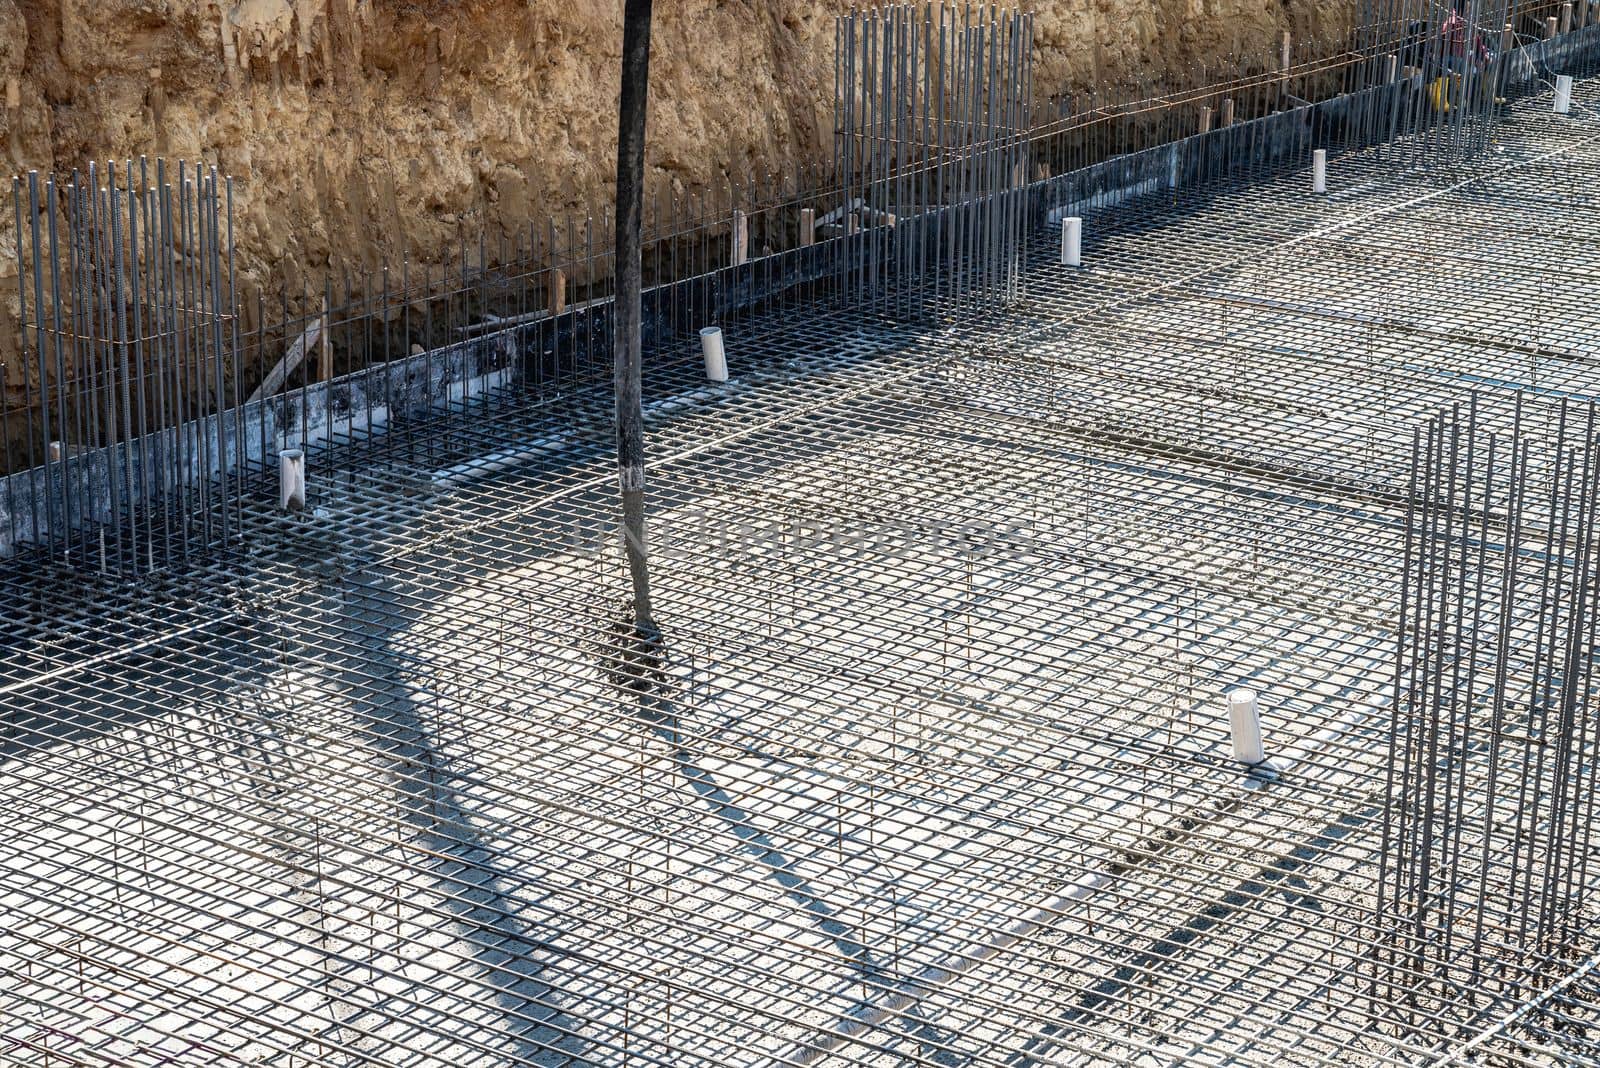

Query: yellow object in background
[1428,74,1459,113]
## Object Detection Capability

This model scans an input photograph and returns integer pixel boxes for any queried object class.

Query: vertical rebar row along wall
[8,163,240,575]
[1375,399,1600,1037]
[2,4,1594,583]
[832,3,1033,323]
[1377,0,1517,163]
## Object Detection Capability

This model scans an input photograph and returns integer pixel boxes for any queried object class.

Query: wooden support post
[1546,15,1559,38]
[246,317,322,403]
[798,208,815,247]
[1219,98,1234,127]
[1560,2,1573,34]
[1198,105,1213,133]
[318,297,332,382]
[731,209,748,266]
[548,268,567,315]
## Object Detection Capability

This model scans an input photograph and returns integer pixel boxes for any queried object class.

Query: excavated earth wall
[0,0,1352,407]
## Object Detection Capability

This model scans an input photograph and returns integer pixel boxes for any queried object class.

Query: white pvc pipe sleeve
[1060,216,1082,267]
[699,326,728,383]
[1228,688,1266,765]
[1555,75,1574,115]
[278,448,306,512]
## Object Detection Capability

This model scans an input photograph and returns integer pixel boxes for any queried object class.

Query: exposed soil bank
[0,0,1352,395]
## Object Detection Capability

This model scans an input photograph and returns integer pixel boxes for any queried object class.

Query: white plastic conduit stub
[1228,688,1266,765]
[278,448,306,512]
[1060,216,1082,267]
[699,326,729,383]
[1312,149,1328,194]
[1555,75,1574,115]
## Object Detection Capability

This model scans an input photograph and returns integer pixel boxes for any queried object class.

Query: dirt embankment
[0,0,1350,396]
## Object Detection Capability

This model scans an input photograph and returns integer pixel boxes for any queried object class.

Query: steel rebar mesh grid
[3,78,1600,1067]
